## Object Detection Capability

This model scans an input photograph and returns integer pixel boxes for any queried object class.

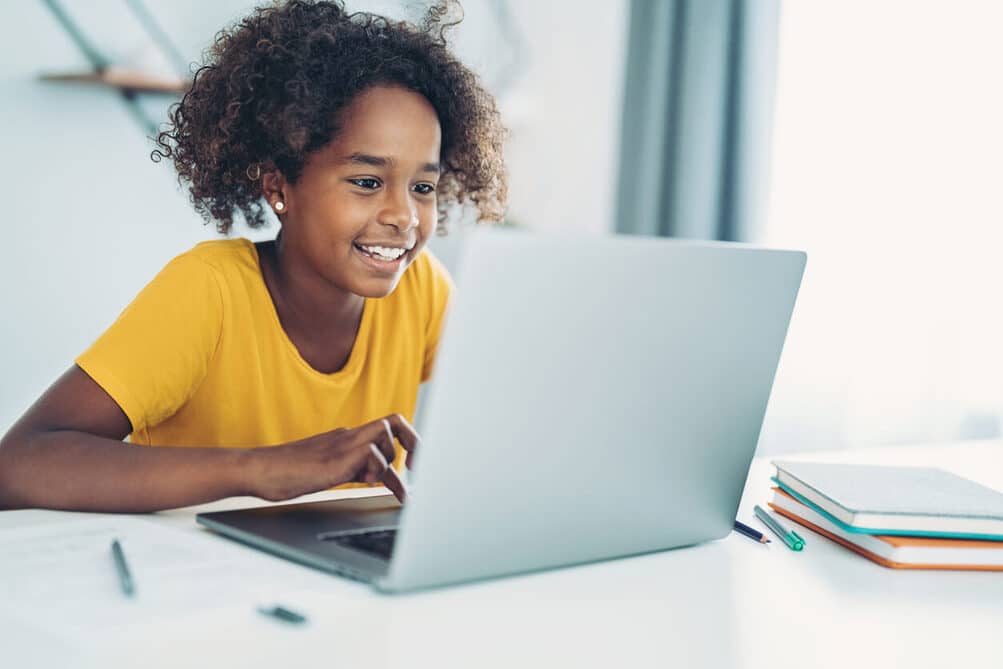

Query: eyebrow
[343,152,440,174]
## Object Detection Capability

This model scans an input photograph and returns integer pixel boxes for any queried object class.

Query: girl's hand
[250,414,419,504]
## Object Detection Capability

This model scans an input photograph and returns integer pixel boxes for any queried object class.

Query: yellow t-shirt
[76,238,453,473]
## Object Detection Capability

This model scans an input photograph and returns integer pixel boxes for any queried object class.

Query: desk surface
[4,440,1003,669]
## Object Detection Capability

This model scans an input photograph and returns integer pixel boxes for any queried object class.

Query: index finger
[354,413,421,458]
[382,466,408,505]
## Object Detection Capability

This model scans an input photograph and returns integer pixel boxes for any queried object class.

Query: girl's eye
[413,183,436,195]
[350,178,381,190]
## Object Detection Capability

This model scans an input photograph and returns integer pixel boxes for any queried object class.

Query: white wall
[0,1,232,431]
[487,0,628,235]
[0,1,627,431]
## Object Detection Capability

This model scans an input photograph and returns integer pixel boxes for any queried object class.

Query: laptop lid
[378,229,805,591]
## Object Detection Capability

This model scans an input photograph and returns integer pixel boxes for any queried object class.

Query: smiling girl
[0,0,506,512]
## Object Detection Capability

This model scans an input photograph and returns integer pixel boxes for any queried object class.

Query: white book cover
[771,461,1003,536]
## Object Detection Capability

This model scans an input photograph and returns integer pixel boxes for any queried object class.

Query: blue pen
[733,519,771,544]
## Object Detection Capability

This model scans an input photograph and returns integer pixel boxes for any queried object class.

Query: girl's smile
[352,238,416,274]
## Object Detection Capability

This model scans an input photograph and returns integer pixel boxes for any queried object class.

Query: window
[758,1,1003,453]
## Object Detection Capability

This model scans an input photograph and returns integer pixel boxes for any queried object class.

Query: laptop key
[328,529,397,560]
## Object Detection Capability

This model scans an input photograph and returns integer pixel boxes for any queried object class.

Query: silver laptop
[197,229,806,592]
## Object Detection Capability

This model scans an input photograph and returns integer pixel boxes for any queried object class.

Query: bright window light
[758,0,1003,452]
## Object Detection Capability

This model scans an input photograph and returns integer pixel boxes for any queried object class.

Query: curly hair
[153,0,507,234]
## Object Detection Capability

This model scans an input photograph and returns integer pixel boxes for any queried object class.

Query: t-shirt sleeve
[75,254,224,436]
[420,251,456,383]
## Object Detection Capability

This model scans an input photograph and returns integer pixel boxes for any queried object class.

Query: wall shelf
[40,0,191,132]
[39,67,190,95]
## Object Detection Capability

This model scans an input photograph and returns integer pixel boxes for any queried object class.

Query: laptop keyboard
[329,529,397,560]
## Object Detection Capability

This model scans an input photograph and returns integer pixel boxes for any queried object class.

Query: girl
[0,0,506,512]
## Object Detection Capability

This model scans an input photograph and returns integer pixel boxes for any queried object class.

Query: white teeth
[359,245,406,261]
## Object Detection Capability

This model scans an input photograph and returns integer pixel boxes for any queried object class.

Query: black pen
[111,538,135,597]
[258,605,308,625]
[733,519,771,544]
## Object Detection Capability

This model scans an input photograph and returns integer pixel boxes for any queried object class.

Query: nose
[377,188,418,232]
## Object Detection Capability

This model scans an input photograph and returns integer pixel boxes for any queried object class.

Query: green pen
[754,505,805,551]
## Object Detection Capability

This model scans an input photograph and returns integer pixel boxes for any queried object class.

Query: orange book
[769,488,1003,571]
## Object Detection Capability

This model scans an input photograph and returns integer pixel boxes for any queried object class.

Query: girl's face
[275,85,442,298]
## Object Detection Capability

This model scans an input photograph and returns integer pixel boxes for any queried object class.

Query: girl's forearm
[0,430,260,513]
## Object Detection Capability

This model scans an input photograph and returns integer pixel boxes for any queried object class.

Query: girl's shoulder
[135,239,259,310]
[152,238,260,290]
[182,237,257,271]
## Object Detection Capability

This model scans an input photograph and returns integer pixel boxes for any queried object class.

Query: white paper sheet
[0,514,355,650]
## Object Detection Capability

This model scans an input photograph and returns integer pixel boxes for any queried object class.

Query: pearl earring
[274,201,285,212]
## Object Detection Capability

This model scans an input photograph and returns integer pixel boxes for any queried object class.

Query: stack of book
[768,460,1003,570]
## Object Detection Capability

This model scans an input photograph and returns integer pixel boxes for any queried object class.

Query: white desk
[4,440,1003,669]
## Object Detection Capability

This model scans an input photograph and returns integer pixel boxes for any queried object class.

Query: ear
[261,168,290,216]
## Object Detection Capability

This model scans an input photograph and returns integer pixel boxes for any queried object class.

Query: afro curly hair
[153,0,507,235]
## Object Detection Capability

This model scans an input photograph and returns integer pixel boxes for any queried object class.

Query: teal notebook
[771,461,1003,540]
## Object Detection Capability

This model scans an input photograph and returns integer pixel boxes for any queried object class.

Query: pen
[110,538,135,597]
[733,519,771,544]
[258,605,308,625]
[754,505,805,551]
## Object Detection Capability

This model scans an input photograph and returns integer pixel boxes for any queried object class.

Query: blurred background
[1,0,1001,456]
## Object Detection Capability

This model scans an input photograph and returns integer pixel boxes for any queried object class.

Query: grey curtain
[615,0,781,241]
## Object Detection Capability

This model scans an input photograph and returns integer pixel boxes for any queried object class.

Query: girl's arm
[0,366,256,512]
[0,366,414,513]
